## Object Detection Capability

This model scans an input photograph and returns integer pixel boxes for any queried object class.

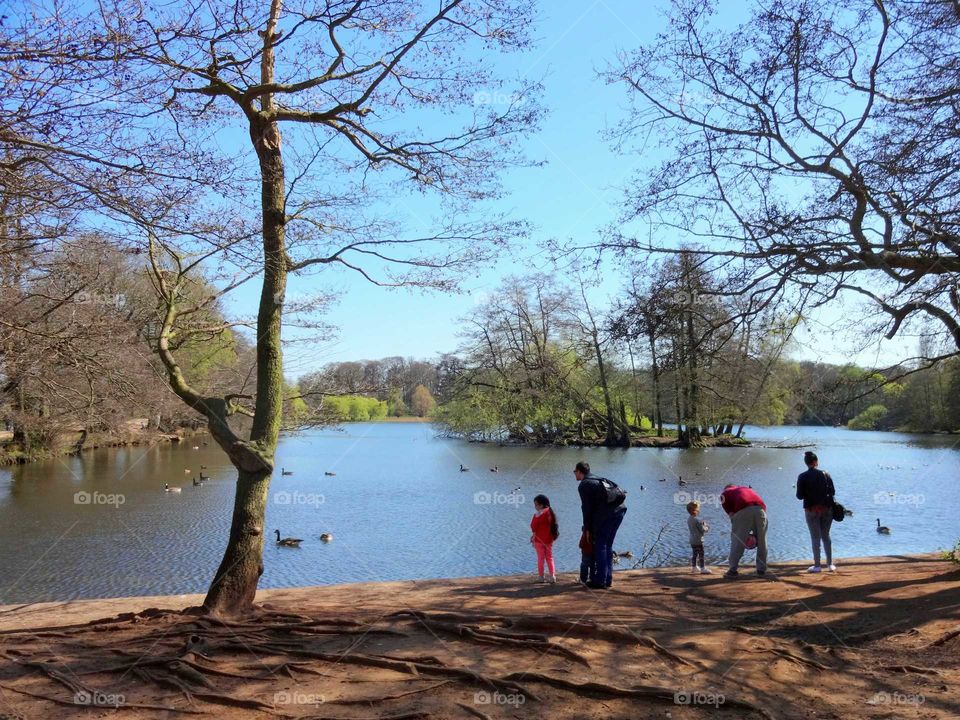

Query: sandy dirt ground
[1,554,958,719]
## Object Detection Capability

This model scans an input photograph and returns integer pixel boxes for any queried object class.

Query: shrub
[848,404,888,431]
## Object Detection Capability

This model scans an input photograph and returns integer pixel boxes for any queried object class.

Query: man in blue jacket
[576,461,627,589]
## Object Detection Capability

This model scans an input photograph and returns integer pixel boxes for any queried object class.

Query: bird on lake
[198,472,210,481]
[200,465,207,470]
[678,477,688,487]
[275,530,303,547]
[324,471,336,476]
[659,478,667,482]
[192,477,203,487]
[281,468,293,476]
[459,464,470,472]
[510,486,521,494]
[490,466,499,472]
[320,533,333,542]
[640,485,644,491]
[615,550,634,559]
[164,483,182,494]
[876,518,891,534]
[183,468,191,474]
[192,445,200,450]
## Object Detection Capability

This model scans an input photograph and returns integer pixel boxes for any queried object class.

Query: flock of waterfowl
[272,464,337,549]
[274,530,334,548]
[166,454,895,558]
[166,462,338,548]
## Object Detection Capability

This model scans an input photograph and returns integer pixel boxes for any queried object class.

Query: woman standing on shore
[796,451,836,573]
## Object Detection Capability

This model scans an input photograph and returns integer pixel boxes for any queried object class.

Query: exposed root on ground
[0,606,773,718]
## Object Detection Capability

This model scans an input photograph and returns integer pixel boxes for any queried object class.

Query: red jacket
[531,508,557,545]
[720,486,767,515]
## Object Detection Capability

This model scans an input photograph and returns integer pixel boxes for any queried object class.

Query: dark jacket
[578,476,613,532]
[796,468,835,509]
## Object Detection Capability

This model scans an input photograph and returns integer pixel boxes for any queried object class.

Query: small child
[578,530,593,585]
[530,494,559,583]
[687,501,712,574]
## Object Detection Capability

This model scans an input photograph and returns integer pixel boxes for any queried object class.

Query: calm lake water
[1,423,958,604]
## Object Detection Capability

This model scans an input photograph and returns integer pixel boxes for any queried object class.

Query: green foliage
[848,404,888,431]
[386,388,408,417]
[881,381,905,398]
[283,382,311,426]
[637,415,653,431]
[410,384,436,417]
[324,395,388,422]
[433,387,502,440]
[943,540,960,565]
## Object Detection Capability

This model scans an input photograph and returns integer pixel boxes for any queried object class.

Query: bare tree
[592,0,960,368]
[28,0,538,616]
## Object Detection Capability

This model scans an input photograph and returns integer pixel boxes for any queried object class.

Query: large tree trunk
[203,3,286,616]
[203,468,271,614]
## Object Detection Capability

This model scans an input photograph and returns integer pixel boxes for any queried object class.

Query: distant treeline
[303,274,960,444]
[297,358,440,421]
[299,342,960,443]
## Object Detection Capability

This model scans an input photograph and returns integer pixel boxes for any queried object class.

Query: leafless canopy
[593,0,960,363]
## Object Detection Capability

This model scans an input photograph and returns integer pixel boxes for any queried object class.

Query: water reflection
[0,423,957,603]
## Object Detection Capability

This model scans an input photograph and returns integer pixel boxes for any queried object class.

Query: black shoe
[757,570,766,576]
[585,582,607,590]
[723,570,739,578]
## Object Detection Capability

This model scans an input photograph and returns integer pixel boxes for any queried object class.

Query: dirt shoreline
[1,554,958,719]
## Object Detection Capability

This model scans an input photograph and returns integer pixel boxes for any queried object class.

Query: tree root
[499,672,775,720]
[879,665,942,675]
[300,713,430,720]
[0,682,202,714]
[501,615,697,667]
[0,605,799,719]
[745,648,831,671]
[255,643,542,702]
[393,610,590,667]
[925,626,960,648]
[324,680,453,704]
[457,702,492,720]
[841,618,915,644]
[391,610,696,669]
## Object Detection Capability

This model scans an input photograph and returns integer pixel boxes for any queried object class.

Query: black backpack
[595,477,627,507]
[831,501,846,522]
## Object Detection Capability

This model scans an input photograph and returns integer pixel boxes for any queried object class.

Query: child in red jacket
[530,494,559,583]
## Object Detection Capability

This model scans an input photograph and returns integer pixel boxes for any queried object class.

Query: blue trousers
[580,552,593,583]
[590,506,627,586]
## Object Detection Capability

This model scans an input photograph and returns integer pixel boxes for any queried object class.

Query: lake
[1,423,957,603]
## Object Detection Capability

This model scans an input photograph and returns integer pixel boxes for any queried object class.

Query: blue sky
[215,0,915,378]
